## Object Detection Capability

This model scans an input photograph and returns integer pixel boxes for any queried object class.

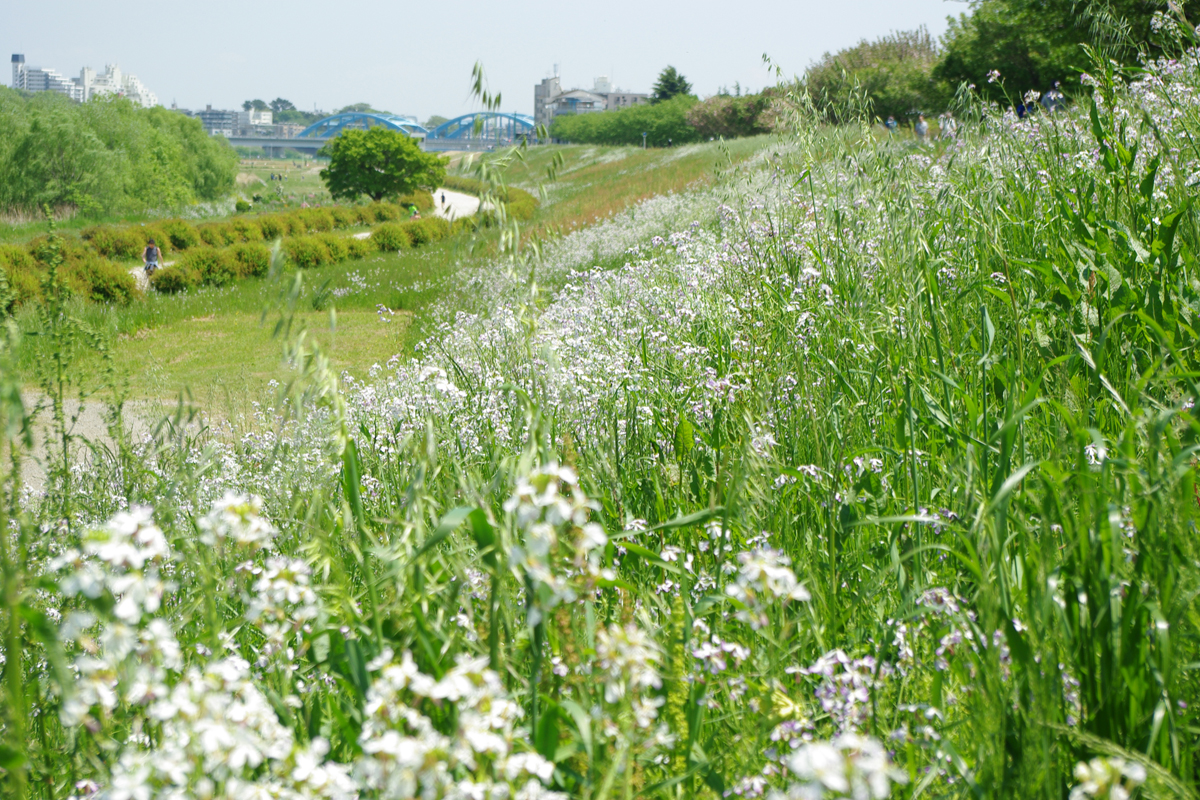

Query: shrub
[69,255,138,303]
[318,234,349,263]
[198,222,235,247]
[398,190,434,212]
[354,206,376,225]
[149,265,199,293]
[330,207,358,228]
[371,223,413,252]
[82,225,145,259]
[0,245,42,306]
[159,219,201,251]
[135,226,173,257]
[179,248,237,287]
[685,91,778,139]
[285,236,329,269]
[403,217,451,246]
[258,215,287,240]
[283,213,307,236]
[297,208,335,233]
[227,217,263,242]
[368,202,401,222]
[550,94,700,146]
[235,199,252,213]
[346,237,373,259]
[230,243,271,278]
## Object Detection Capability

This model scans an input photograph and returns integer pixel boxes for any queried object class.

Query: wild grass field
[3,51,1200,800]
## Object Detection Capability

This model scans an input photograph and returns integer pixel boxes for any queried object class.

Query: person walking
[142,238,162,275]
[939,112,957,140]
[441,191,446,207]
[885,115,898,134]
[914,114,928,143]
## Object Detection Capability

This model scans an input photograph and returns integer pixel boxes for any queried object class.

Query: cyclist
[143,238,162,274]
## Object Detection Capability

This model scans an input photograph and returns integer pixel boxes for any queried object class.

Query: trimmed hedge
[149,265,198,294]
[403,217,451,246]
[231,243,271,278]
[82,225,145,259]
[2,238,137,306]
[285,237,330,269]
[372,223,413,252]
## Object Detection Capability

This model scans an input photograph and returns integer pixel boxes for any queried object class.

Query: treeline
[807,0,1200,120]
[549,93,777,146]
[0,88,238,216]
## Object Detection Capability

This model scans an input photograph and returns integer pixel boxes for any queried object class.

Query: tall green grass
[2,48,1200,800]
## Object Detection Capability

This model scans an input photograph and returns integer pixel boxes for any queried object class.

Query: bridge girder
[428,112,536,141]
[296,113,429,140]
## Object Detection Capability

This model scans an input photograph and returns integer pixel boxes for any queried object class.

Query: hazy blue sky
[5,0,966,121]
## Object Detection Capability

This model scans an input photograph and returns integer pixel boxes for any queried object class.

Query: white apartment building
[11,54,158,107]
[534,71,649,130]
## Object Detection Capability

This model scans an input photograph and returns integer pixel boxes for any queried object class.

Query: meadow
[2,50,1200,800]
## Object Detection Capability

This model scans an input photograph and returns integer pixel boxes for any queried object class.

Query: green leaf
[467,508,499,569]
[560,699,594,760]
[412,506,474,562]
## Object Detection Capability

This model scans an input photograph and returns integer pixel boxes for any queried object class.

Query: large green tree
[319,127,446,202]
[651,66,694,104]
[935,0,1200,95]
[806,27,946,121]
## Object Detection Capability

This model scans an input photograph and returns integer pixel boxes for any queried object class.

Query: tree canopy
[652,67,693,104]
[806,27,946,121]
[269,98,296,113]
[0,89,237,215]
[318,127,446,203]
[243,99,269,112]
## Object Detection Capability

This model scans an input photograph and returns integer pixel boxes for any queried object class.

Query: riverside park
[2,3,1200,798]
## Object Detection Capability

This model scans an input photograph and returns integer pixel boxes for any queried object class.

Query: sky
[5,0,966,123]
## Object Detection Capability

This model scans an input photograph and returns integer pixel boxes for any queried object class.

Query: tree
[424,115,450,129]
[337,103,390,115]
[935,0,1200,97]
[651,66,693,104]
[269,98,296,113]
[806,27,947,121]
[318,127,446,202]
[242,99,269,112]
[685,91,777,139]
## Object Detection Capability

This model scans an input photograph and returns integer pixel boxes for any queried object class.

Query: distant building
[196,105,237,137]
[238,109,273,127]
[10,55,158,107]
[275,122,304,139]
[534,71,649,131]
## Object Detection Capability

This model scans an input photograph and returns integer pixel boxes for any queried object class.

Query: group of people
[884,111,957,143]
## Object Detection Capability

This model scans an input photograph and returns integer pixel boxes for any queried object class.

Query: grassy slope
[15,139,770,400]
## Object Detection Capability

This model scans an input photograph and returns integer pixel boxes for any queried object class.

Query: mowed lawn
[109,308,409,399]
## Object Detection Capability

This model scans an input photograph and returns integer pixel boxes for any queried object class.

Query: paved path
[431,187,480,220]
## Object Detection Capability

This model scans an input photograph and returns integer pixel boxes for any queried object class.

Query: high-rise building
[10,54,157,107]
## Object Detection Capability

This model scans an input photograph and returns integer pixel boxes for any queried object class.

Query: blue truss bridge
[226,111,539,155]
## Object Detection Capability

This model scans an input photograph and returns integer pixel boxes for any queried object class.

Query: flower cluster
[772,734,907,799]
[726,548,811,629]
[1069,757,1147,800]
[504,461,609,625]
[355,649,566,800]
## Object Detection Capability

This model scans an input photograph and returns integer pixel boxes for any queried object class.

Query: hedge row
[440,177,539,221]
[81,191,435,260]
[148,242,275,293]
[0,237,137,311]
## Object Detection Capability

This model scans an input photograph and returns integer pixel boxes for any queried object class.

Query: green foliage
[177,248,237,287]
[148,264,197,293]
[806,27,946,121]
[243,99,269,112]
[81,225,145,259]
[229,243,271,278]
[158,219,200,251]
[346,236,374,260]
[651,65,694,104]
[935,0,1200,95]
[234,199,251,214]
[685,91,778,139]
[318,233,349,263]
[550,95,700,146]
[0,90,237,216]
[284,236,330,269]
[70,255,137,303]
[424,115,450,128]
[319,127,447,202]
[371,223,413,252]
[402,217,450,246]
